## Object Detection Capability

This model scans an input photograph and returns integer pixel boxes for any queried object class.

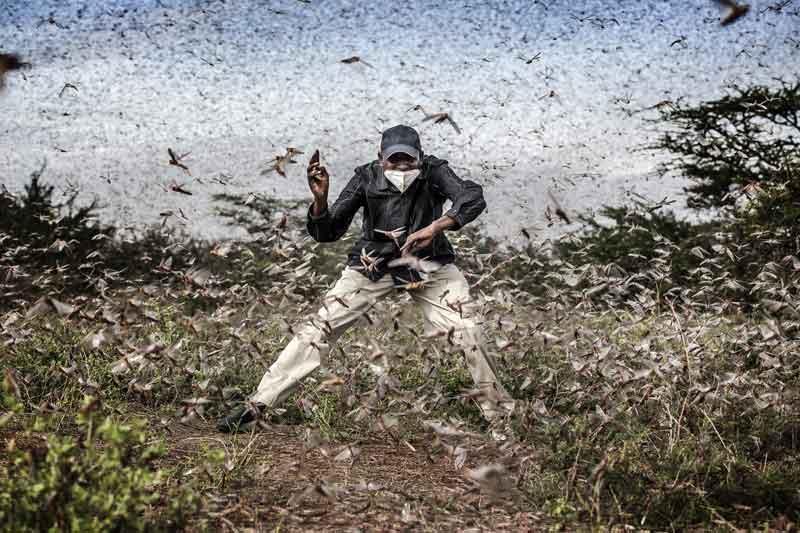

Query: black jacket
[307,155,486,281]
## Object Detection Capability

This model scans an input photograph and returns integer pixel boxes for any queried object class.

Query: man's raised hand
[307,150,329,205]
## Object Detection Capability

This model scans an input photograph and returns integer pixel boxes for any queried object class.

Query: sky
[1,0,798,242]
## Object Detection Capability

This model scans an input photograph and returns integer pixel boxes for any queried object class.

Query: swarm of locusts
[2,177,799,529]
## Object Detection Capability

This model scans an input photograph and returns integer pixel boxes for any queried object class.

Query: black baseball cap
[380,125,421,162]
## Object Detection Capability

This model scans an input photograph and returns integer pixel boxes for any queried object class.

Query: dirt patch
[163,421,543,531]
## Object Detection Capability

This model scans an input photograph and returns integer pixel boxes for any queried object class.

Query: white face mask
[383,168,420,193]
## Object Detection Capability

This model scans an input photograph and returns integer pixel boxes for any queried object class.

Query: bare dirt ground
[162,420,543,532]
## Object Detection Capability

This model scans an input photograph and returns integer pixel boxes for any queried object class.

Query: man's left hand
[400,216,456,256]
[401,225,437,255]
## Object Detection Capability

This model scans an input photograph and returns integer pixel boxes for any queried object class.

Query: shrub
[0,394,198,532]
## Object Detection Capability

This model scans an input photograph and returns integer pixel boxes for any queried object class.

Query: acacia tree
[564,81,800,293]
[649,80,800,209]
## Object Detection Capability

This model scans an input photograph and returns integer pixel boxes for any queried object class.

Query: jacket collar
[372,162,394,191]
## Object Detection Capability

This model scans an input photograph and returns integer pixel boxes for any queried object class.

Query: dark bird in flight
[0,53,29,91]
[715,0,750,26]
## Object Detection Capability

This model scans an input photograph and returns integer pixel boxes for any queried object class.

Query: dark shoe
[217,404,262,433]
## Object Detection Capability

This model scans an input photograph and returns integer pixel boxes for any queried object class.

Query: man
[218,124,514,432]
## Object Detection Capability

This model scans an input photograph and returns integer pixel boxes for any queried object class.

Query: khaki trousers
[250,263,514,420]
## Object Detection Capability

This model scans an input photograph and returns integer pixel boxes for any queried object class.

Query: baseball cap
[380,125,421,162]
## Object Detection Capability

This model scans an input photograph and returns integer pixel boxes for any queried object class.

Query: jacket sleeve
[429,161,487,230]
[307,167,365,242]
